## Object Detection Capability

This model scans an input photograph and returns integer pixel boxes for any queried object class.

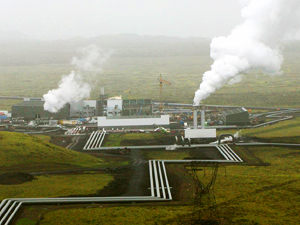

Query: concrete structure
[97,115,170,130]
[221,107,250,125]
[192,105,206,129]
[184,129,217,139]
[12,101,70,120]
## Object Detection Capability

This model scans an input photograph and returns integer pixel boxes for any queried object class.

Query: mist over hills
[0,30,30,42]
[0,34,210,66]
[0,33,299,67]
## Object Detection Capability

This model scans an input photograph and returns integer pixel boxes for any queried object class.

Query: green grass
[102,133,122,147]
[103,133,167,147]
[0,51,300,110]
[38,206,192,225]
[29,146,300,225]
[16,218,36,225]
[210,146,300,224]
[144,150,190,160]
[0,131,103,172]
[217,117,300,143]
[0,173,113,199]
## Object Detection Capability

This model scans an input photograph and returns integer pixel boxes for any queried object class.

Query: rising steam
[43,45,111,113]
[194,0,300,105]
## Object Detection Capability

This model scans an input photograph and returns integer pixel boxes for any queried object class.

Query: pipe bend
[218,133,235,145]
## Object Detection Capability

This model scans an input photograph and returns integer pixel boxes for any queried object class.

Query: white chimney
[200,105,205,129]
[193,109,198,129]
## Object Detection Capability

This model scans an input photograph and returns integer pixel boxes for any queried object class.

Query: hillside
[0,34,211,66]
[0,34,299,109]
[0,131,103,172]
[218,117,300,143]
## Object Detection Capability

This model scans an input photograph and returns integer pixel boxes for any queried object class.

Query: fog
[0,0,243,40]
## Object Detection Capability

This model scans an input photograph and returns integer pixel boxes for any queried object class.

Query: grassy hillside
[0,131,103,172]
[0,36,300,110]
[25,145,300,225]
[217,117,300,143]
[0,173,113,200]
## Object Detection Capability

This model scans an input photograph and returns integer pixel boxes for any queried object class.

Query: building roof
[222,107,248,116]
[98,115,169,127]
[13,101,45,107]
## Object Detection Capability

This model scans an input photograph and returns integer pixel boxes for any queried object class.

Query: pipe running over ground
[0,144,242,224]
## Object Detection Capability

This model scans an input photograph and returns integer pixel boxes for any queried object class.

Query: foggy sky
[0,0,243,40]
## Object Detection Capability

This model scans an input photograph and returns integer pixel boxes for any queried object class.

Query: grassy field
[217,117,300,143]
[0,173,113,199]
[0,52,300,110]
[0,131,103,172]
[103,133,168,147]
[211,146,300,224]
[37,206,192,225]
[23,145,300,225]
[144,150,190,160]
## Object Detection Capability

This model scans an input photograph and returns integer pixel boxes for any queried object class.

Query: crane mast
[158,74,171,113]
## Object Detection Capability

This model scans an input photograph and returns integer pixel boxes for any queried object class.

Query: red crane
[159,74,171,112]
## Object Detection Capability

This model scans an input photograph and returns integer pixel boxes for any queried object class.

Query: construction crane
[159,74,171,112]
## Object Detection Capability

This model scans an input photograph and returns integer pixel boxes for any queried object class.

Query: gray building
[12,100,70,120]
[70,100,96,118]
[221,108,250,125]
[122,99,152,116]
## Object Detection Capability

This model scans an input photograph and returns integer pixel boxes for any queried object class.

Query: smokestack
[200,105,205,129]
[193,108,198,129]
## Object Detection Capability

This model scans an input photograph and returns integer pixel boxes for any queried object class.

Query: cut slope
[0,131,102,171]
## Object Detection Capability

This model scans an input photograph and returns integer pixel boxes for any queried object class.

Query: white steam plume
[194,0,300,106]
[43,45,111,113]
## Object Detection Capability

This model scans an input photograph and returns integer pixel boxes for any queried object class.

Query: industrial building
[184,105,216,139]
[97,115,170,130]
[122,99,152,116]
[70,100,97,118]
[96,94,108,116]
[106,97,122,117]
[106,98,153,117]
[221,107,250,125]
[12,100,70,120]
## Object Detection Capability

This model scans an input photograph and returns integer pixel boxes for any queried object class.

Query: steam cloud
[43,45,111,113]
[194,0,300,105]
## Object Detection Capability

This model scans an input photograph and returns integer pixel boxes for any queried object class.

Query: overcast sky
[0,0,244,40]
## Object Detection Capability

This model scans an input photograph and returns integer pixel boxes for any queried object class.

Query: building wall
[223,112,250,125]
[83,100,97,108]
[97,115,170,129]
[107,99,123,110]
[184,129,216,138]
[12,103,70,120]
[70,100,97,117]
[107,99,123,117]
[70,101,84,117]
[122,99,152,116]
